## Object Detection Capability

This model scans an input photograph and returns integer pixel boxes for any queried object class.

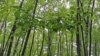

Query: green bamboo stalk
[21,0,38,56]
[13,32,22,56]
[71,32,73,56]
[29,28,35,56]
[4,0,25,56]
[76,0,81,56]
[38,27,45,56]
[47,30,52,56]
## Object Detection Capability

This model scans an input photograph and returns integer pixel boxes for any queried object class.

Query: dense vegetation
[0,0,100,56]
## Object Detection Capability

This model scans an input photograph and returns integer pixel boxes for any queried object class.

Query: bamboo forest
[0,0,100,56]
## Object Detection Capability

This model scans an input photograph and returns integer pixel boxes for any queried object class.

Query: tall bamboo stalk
[4,0,25,56]
[47,30,52,56]
[29,28,35,56]
[21,0,38,56]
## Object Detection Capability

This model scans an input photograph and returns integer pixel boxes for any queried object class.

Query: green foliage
[0,0,100,56]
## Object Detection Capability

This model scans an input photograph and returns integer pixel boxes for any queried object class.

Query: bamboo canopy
[0,0,100,56]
